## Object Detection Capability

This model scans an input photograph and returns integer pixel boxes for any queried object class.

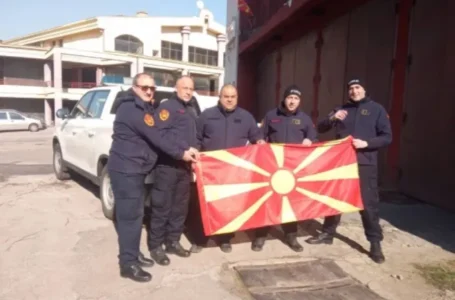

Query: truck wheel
[29,123,39,132]
[53,144,70,180]
[100,165,115,220]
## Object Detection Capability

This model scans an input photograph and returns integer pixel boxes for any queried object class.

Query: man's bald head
[219,84,238,111]
[175,75,194,102]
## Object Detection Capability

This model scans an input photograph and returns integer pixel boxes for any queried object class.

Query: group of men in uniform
[108,72,392,283]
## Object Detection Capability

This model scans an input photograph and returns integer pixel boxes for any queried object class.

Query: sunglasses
[136,85,156,92]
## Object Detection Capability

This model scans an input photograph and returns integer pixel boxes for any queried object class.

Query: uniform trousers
[148,164,191,250]
[110,170,146,267]
[322,164,383,242]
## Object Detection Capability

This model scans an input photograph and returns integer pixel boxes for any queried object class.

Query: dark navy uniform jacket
[318,97,392,166]
[107,90,185,174]
[261,105,318,144]
[196,103,262,151]
[154,93,198,163]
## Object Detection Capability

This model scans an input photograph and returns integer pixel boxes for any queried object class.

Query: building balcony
[0,77,96,100]
[0,77,48,87]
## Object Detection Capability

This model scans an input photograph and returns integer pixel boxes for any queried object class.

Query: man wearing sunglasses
[107,73,198,283]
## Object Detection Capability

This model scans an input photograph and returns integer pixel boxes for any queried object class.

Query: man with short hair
[189,84,265,253]
[251,84,318,252]
[108,73,198,282]
[148,76,200,265]
[306,79,392,264]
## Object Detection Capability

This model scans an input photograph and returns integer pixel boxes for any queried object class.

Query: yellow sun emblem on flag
[195,136,364,235]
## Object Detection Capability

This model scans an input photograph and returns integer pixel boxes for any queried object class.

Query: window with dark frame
[189,46,218,66]
[161,41,183,61]
[115,35,144,54]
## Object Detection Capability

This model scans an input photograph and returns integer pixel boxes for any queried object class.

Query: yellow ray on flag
[296,187,360,213]
[214,191,273,235]
[203,150,271,177]
[297,163,359,182]
[281,196,297,223]
[292,137,351,174]
[270,144,284,168]
[204,182,270,202]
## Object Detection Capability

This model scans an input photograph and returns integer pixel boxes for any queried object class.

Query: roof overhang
[3,18,99,46]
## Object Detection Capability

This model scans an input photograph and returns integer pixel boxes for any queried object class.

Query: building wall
[63,30,104,52]
[240,0,454,210]
[97,17,221,57]
[189,28,219,51]
[397,0,455,209]
[224,0,240,85]
[99,17,163,57]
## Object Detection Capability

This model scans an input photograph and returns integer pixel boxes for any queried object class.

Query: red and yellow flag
[238,0,253,16]
[194,136,364,236]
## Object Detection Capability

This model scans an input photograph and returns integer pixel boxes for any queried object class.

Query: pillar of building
[218,73,225,91]
[43,62,53,126]
[137,59,144,74]
[96,67,104,86]
[44,99,52,126]
[181,26,191,62]
[53,49,63,122]
[217,34,226,68]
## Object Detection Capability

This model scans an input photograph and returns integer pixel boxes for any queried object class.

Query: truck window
[110,90,175,114]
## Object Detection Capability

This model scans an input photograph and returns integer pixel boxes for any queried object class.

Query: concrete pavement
[0,130,454,300]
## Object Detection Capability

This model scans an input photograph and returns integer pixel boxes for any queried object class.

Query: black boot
[305,232,334,245]
[190,244,203,253]
[138,252,155,268]
[286,235,303,252]
[165,241,191,258]
[150,246,171,266]
[251,237,265,252]
[370,242,385,264]
[220,243,232,253]
[120,264,152,282]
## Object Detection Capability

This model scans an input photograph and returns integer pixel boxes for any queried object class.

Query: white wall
[63,30,103,52]
[224,0,239,85]
[98,17,162,57]
[188,29,219,51]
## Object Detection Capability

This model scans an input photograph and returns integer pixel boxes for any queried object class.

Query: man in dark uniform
[190,84,265,253]
[107,73,198,282]
[148,76,200,265]
[251,84,318,252]
[305,79,392,264]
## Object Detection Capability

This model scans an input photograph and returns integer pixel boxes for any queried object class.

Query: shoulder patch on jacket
[159,109,169,121]
[144,113,155,126]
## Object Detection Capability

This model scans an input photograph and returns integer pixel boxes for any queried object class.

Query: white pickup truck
[52,84,217,220]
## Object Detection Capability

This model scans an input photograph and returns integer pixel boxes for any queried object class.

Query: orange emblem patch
[144,113,155,126]
[159,109,169,121]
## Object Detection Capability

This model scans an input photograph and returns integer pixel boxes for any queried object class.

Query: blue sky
[0,0,227,40]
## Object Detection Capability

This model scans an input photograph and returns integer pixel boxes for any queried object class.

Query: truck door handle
[88,131,95,137]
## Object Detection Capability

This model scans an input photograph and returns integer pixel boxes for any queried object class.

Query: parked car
[52,84,217,220]
[0,109,45,132]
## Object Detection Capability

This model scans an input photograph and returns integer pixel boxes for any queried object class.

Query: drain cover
[234,259,384,300]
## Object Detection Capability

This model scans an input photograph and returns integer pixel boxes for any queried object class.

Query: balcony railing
[0,77,48,87]
[63,82,97,89]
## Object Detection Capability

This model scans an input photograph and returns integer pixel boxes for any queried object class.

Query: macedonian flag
[194,136,364,236]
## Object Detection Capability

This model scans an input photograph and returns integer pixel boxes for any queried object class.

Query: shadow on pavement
[68,170,100,198]
[379,191,455,254]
